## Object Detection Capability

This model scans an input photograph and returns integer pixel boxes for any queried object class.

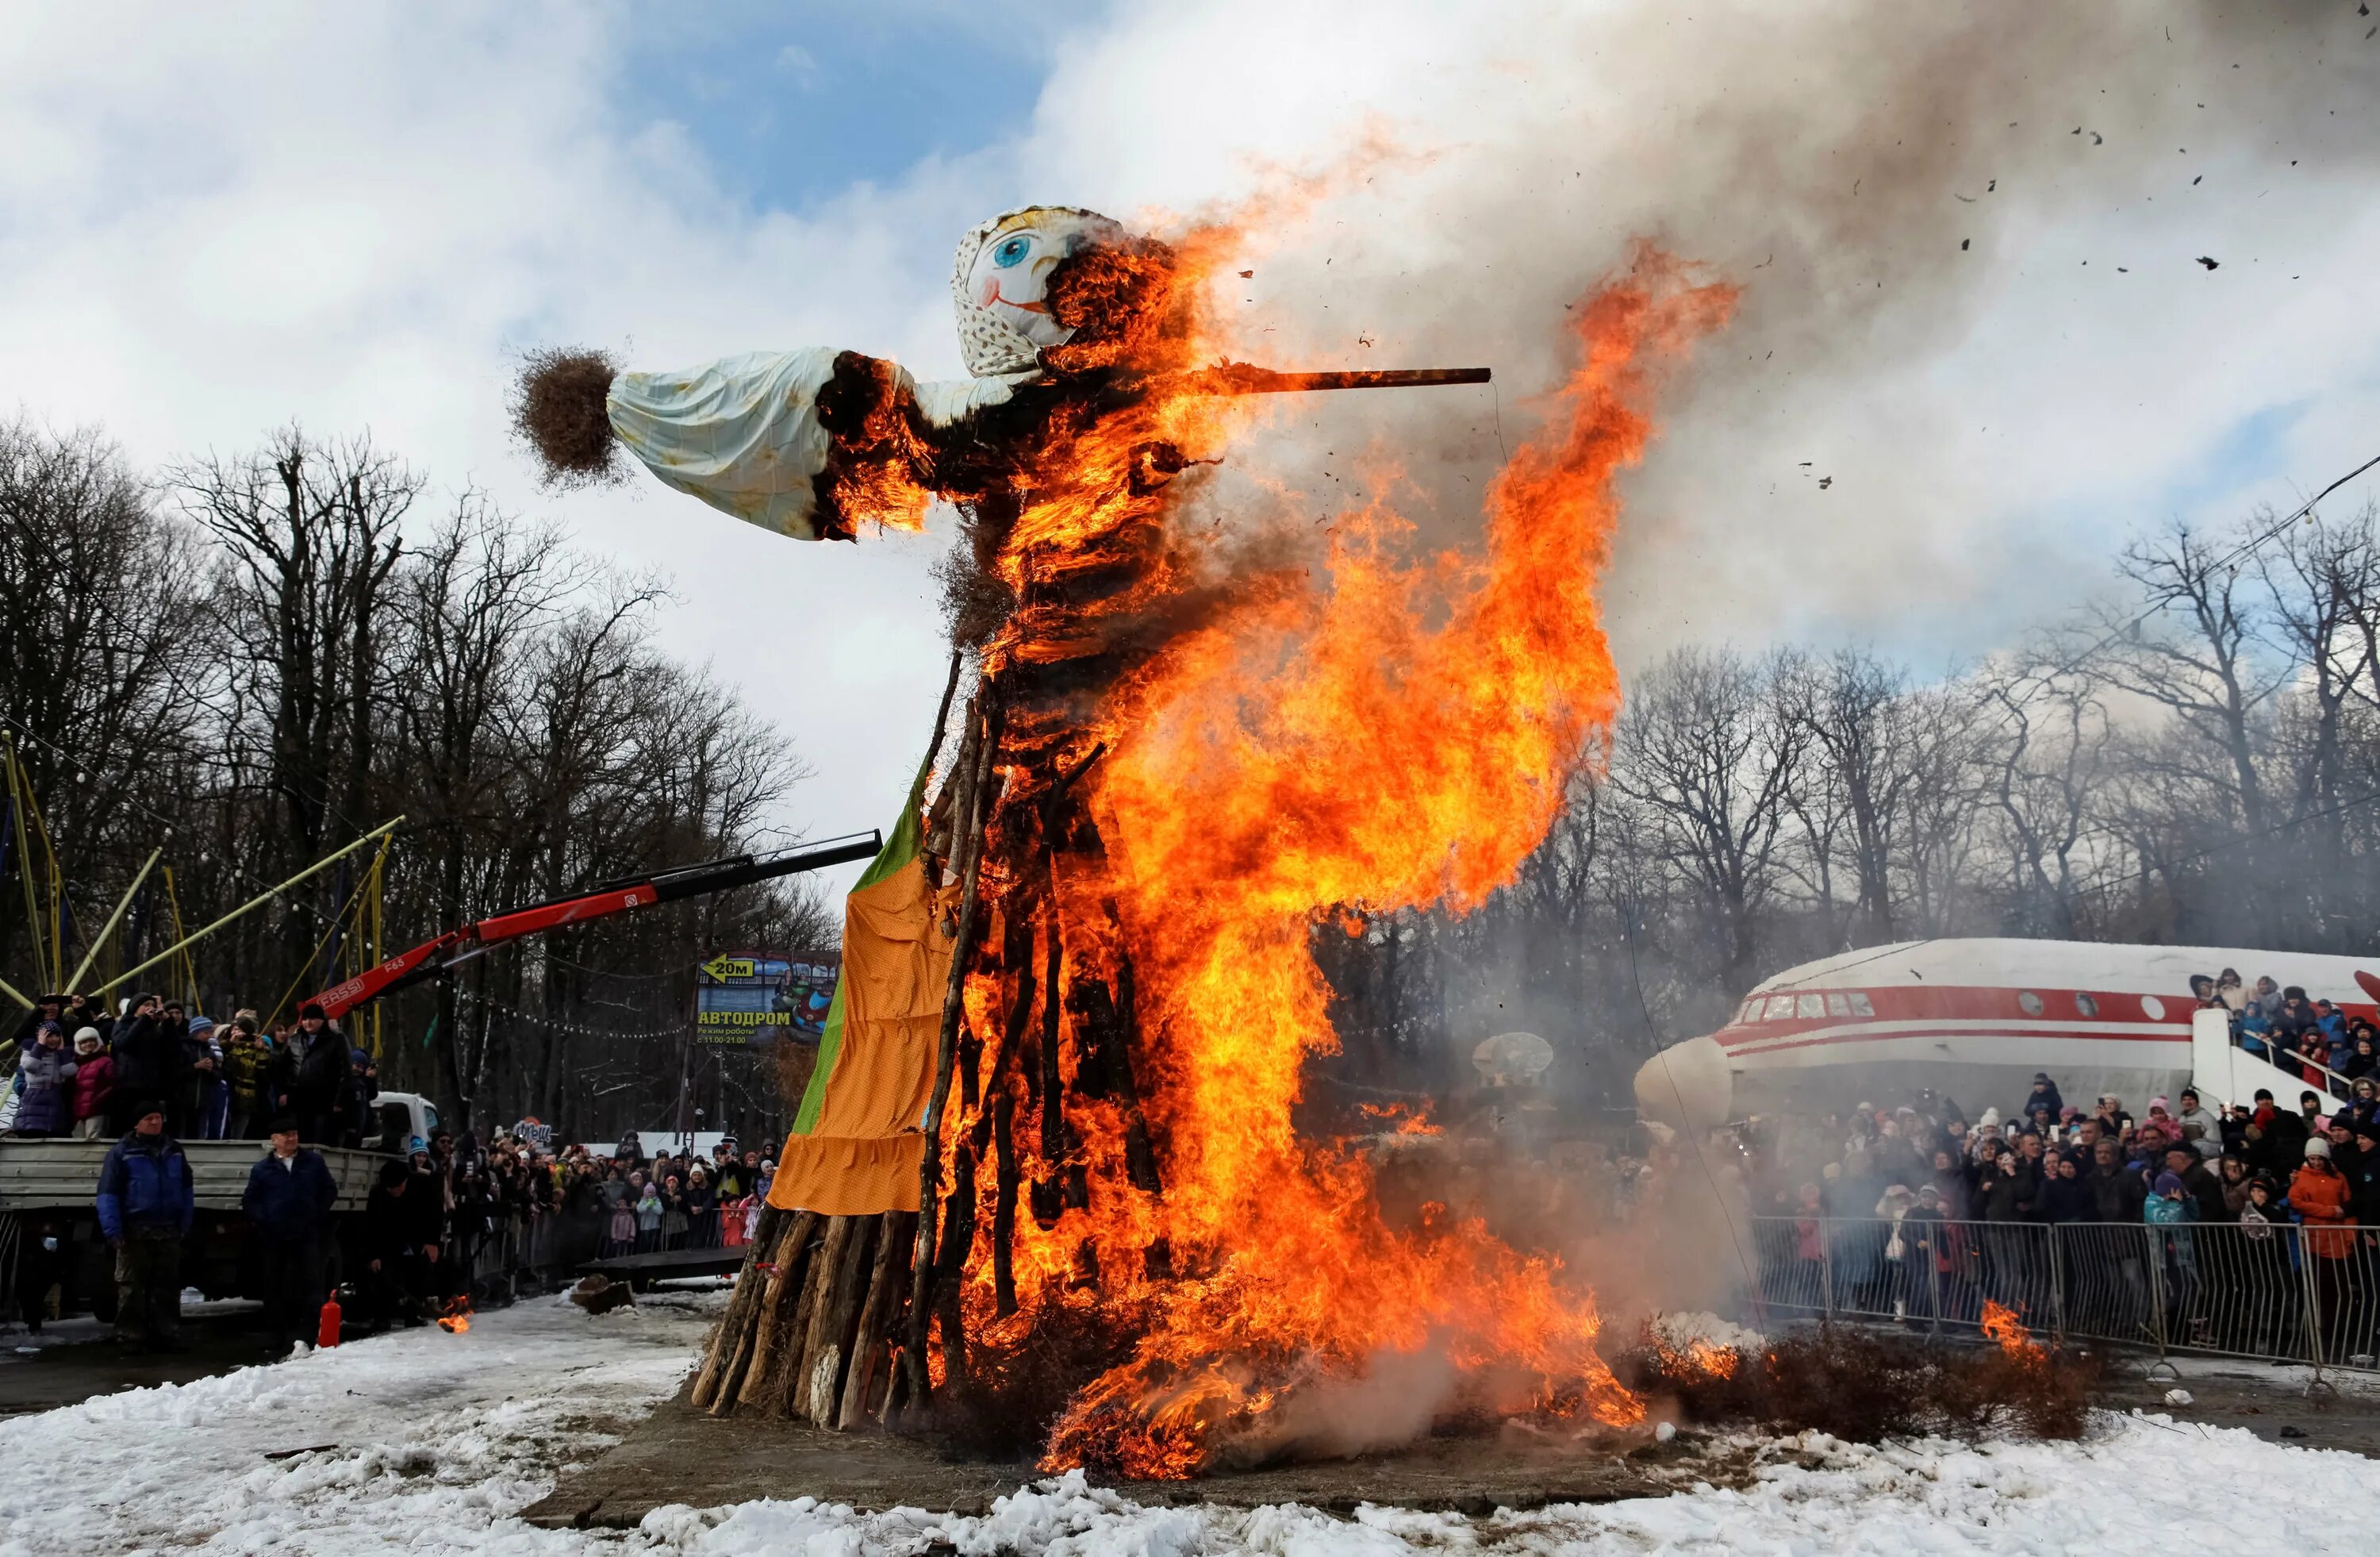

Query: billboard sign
[694,952,839,1045]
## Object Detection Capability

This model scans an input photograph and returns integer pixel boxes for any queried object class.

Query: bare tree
[1612,647,1809,989]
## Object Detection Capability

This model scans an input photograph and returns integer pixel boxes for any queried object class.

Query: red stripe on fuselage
[1718,981,2375,1051]
[1726,1025,2187,1059]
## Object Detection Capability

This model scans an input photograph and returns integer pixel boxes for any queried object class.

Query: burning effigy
[517,199,1732,1476]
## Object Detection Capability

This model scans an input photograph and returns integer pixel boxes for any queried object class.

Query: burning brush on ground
[1611,1308,2098,1444]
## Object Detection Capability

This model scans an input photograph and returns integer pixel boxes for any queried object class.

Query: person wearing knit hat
[69,1028,113,1140]
[2291,1128,2357,1353]
[181,1015,225,1140]
[12,1021,77,1137]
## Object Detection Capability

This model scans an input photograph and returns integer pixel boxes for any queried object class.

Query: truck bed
[0,1138,390,1214]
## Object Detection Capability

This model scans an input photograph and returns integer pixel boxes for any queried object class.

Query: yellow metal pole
[63,847,162,992]
[363,844,386,1059]
[4,739,46,994]
[0,971,33,1010]
[90,817,406,1000]
[162,867,198,1010]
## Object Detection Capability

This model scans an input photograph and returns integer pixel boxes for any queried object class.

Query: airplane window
[2075,993,2099,1018]
[1848,992,1874,1017]
[1765,994,1801,1021]
[2140,995,2166,1021]
[1739,998,1765,1025]
[2017,990,2044,1017]
[1797,993,1826,1019]
[1825,992,1851,1016]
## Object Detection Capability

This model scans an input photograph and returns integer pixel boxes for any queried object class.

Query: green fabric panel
[787,753,935,1136]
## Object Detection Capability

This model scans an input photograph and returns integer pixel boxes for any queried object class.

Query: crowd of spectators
[1733,1059,2380,1362]
[2192,969,2380,1100]
[5,991,380,1144]
[2,991,781,1362]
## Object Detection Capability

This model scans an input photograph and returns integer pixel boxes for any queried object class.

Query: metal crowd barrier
[1746,1216,2380,1376]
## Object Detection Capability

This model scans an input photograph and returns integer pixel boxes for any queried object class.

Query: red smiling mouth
[981,278,1050,314]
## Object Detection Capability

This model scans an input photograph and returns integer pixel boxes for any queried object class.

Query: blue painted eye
[992,235,1034,268]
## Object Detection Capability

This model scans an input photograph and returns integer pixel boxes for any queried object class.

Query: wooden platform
[578,1246,748,1288]
[520,1380,1741,1530]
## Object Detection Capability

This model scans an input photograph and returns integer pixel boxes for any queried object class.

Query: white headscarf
[949,206,1127,377]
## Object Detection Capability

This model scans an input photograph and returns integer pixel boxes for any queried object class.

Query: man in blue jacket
[243,1117,340,1357]
[94,1100,194,1351]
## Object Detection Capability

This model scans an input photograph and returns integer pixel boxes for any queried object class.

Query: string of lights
[451,983,690,1043]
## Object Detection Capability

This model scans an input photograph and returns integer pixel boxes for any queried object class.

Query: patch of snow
[5,1287,2378,1555]
[1650,1308,1767,1355]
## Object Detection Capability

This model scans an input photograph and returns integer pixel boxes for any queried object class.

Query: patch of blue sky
[612,2,1100,215]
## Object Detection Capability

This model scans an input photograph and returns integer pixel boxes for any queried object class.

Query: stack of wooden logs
[689,670,1003,1430]
[694,598,1170,1432]
[689,1203,921,1427]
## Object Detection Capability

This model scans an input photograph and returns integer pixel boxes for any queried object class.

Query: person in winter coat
[13,1023,78,1136]
[633,1175,663,1254]
[363,1162,432,1329]
[2243,1090,2309,1177]
[2133,1098,2183,1159]
[2020,1073,2065,1124]
[685,1165,718,1249]
[2161,1144,2228,1225]
[2234,998,2275,1060]
[2346,1120,2380,1231]
[346,1050,379,1146]
[2317,1000,2353,1075]
[242,1118,340,1357]
[2290,1138,2358,1359]
[2145,1170,2202,1322]
[69,1028,114,1139]
[2174,1089,2225,1160]
[2341,1075,2380,1133]
[604,1194,638,1258]
[107,995,182,1135]
[2040,1152,2095,1222]
[2217,1155,2257,1221]
[277,1005,351,1144]
[95,1101,194,1350]
[223,1021,271,1140]
[180,1015,227,1140]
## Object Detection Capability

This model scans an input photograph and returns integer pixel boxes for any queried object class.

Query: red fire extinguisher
[317,1288,343,1349]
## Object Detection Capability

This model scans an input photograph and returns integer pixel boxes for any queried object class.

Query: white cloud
[4,0,2377,898]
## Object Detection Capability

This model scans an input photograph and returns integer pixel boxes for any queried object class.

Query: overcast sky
[4,1,2376,899]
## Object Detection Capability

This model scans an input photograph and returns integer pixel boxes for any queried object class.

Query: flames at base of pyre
[917,209,1734,1478]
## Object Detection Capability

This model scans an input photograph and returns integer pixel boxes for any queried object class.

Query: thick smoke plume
[1042,1,2378,663]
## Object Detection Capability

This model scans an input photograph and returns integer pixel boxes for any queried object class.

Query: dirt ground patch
[521,1384,1756,1529]
[522,1344,2380,1530]
[2090,1353,2380,1457]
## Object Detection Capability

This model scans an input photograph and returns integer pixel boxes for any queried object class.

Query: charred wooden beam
[933,1139,978,1385]
[799,1213,881,1426]
[691,1203,792,1409]
[735,1210,821,1411]
[899,699,1003,1409]
[992,1086,1020,1317]
[836,1208,916,1431]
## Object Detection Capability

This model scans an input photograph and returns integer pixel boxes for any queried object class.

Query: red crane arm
[299,832,882,1021]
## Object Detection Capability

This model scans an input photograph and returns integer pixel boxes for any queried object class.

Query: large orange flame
[935,206,1733,1475]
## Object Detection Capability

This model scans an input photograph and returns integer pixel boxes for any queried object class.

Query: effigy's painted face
[965,213,1088,349]
[951,206,1127,376]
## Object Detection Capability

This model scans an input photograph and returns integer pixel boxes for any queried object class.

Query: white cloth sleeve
[606,349,867,542]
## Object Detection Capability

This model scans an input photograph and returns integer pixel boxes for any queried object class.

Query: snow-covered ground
[6,1292,2379,1556]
